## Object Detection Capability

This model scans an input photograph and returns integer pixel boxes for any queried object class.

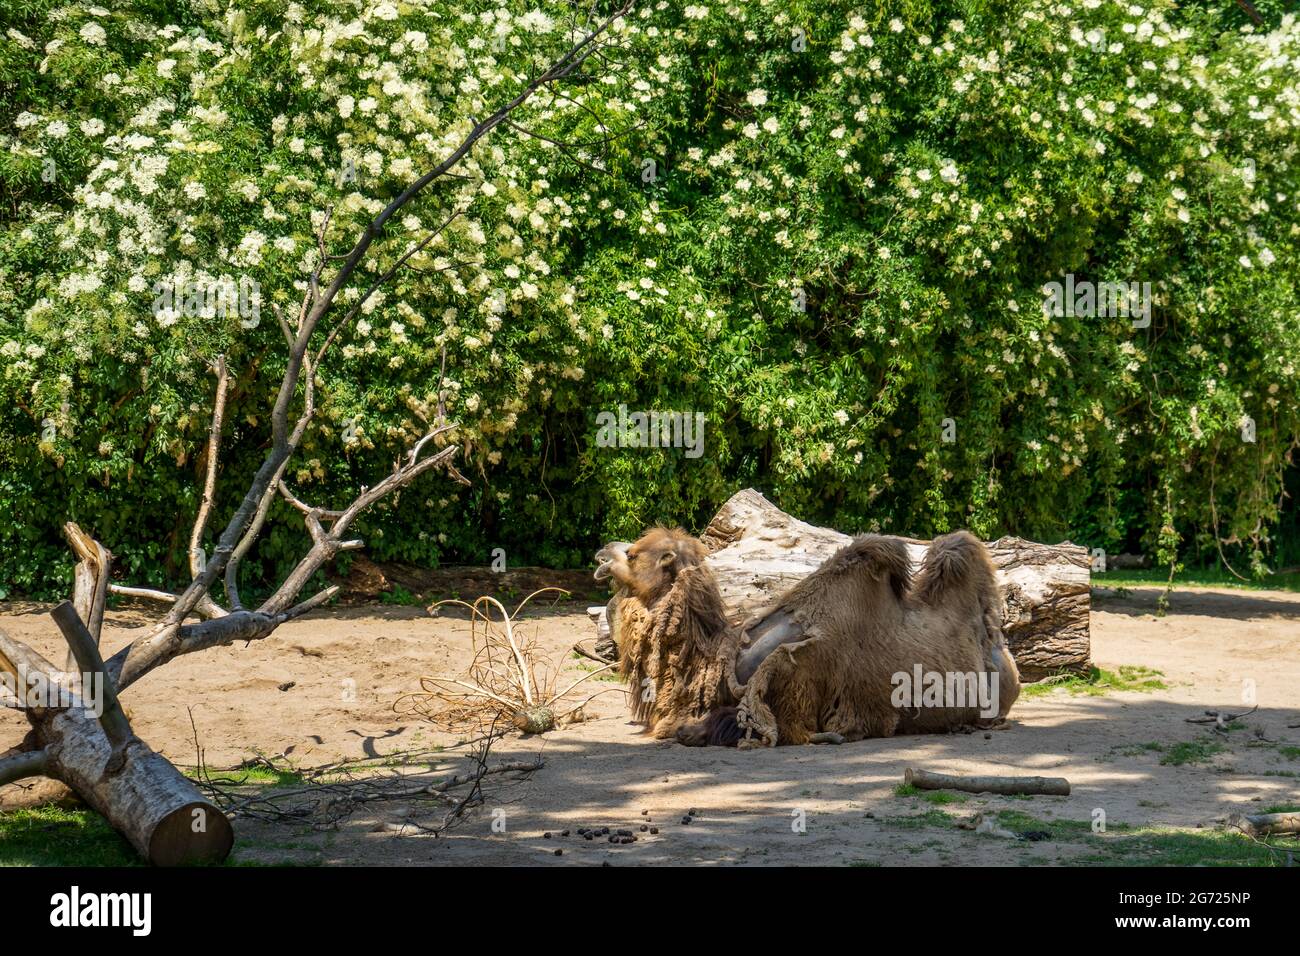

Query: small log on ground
[904,767,1071,796]
[594,489,1092,680]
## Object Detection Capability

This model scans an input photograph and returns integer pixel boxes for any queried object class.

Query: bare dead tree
[0,1,635,865]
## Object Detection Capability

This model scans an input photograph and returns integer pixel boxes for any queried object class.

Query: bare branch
[0,627,59,688]
[277,480,344,521]
[109,584,180,604]
[51,601,133,770]
[259,434,462,616]
[0,749,49,786]
[225,353,317,610]
[312,205,469,368]
[190,356,229,579]
[63,521,113,674]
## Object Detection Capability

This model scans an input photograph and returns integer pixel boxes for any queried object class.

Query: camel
[594,527,1020,747]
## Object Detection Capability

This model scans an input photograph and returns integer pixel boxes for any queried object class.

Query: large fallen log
[1226,811,1300,837]
[594,489,1091,681]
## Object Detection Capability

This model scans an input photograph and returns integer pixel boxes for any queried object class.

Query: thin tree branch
[190,356,229,579]
[51,601,133,770]
[0,749,49,786]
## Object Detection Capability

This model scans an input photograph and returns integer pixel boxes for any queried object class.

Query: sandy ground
[2,584,1298,866]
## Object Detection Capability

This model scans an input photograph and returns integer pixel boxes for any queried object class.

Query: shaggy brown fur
[596,529,743,739]
[598,528,1019,747]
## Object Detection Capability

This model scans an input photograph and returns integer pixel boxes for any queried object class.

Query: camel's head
[597,527,736,736]
[595,527,708,603]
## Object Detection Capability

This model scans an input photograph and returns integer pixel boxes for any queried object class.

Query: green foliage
[2,0,1299,596]
[1020,664,1167,697]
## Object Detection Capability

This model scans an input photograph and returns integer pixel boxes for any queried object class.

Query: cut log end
[148,801,235,867]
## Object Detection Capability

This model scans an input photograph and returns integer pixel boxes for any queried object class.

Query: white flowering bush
[2,0,1298,595]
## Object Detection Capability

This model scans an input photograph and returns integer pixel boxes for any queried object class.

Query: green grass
[573,658,621,681]
[1079,828,1290,866]
[1279,747,1300,761]
[1092,567,1300,593]
[881,808,955,830]
[995,810,1119,838]
[920,791,969,805]
[892,783,969,805]
[1022,665,1167,698]
[886,808,1290,866]
[1159,738,1227,766]
[0,806,142,866]
[0,802,332,867]
[190,764,305,787]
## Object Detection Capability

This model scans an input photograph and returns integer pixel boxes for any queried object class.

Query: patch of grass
[1159,738,1227,766]
[921,791,969,805]
[1080,828,1287,866]
[1278,746,1300,761]
[1092,567,1300,593]
[893,783,967,804]
[1262,803,1300,814]
[0,807,142,867]
[379,584,423,606]
[881,808,955,830]
[995,810,1124,839]
[188,764,305,787]
[884,804,1288,866]
[574,660,621,682]
[1022,665,1166,698]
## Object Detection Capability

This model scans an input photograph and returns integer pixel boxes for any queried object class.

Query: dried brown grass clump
[396,588,617,734]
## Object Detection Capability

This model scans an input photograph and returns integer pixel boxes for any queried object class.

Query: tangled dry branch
[396,588,619,735]
[190,727,540,834]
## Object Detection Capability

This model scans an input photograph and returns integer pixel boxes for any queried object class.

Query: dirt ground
[2,584,1298,866]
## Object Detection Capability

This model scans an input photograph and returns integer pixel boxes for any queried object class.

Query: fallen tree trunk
[2,610,233,865]
[1227,811,1300,837]
[37,697,235,865]
[591,489,1090,680]
[905,767,1071,796]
